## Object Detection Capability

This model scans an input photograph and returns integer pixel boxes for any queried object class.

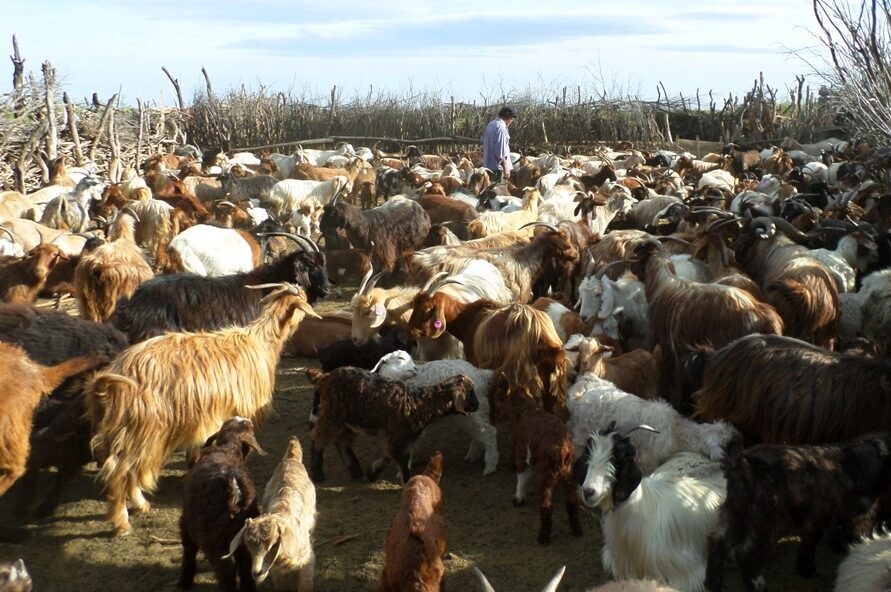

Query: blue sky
[3,0,822,107]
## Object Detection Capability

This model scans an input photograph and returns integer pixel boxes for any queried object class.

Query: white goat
[166,224,257,277]
[810,232,879,293]
[834,530,891,592]
[372,350,498,475]
[576,429,726,592]
[697,170,735,194]
[576,271,648,347]
[267,176,350,220]
[565,339,737,473]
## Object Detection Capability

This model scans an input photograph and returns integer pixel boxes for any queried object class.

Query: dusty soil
[0,292,840,591]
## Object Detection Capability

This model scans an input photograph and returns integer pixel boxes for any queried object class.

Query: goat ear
[242,432,266,457]
[305,368,324,384]
[223,524,247,561]
[563,333,584,351]
[431,301,446,338]
[203,429,221,449]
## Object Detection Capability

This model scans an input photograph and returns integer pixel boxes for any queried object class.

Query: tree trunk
[63,92,84,166]
[42,60,58,161]
[10,35,24,117]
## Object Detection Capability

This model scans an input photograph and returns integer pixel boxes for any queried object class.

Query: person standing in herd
[482,106,517,182]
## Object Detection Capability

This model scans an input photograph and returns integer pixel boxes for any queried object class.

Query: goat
[113,234,327,342]
[178,417,263,592]
[266,176,350,221]
[378,452,446,592]
[566,339,737,474]
[164,224,263,276]
[469,187,541,238]
[320,196,431,276]
[220,173,279,202]
[0,244,68,304]
[228,437,316,591]
[407,291,570,421]
[73,212,153,322]
[307,367,478,483]
[692,333,891,445]
[633,239,784,411]
[0,559,32,592]
[416,193,478,240]
[733,216,839,347]
[283,313,353,357]
[372,350,498,475]
[576,426,726,592]
[86,284,319,535]
[705,433,891,592]
[508,396,583,545]
[834,531,891,592]
[0,219,89,256]
[0,342,103,496]
[564,334,662,401]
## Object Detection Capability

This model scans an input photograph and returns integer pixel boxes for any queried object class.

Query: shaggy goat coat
[86,288,318,534]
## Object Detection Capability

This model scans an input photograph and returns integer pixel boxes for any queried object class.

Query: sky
[2,0,826,107]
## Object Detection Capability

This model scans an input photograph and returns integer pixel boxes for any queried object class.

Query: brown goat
[508,396,582,545]
[283,313,353,356]
[0,244,67,303]
[378,452,446,592]
[567,335,662,401]
[74,214,153,322]
[0,342,102,496]
[693,333,891,445]
[179,417,263,592]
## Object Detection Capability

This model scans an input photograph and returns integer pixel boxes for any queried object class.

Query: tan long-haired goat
[74,211,153,322]
[85,283,320,535]
[228,436,317,591]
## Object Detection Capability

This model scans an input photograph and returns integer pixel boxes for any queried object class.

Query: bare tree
[813,0,891,143]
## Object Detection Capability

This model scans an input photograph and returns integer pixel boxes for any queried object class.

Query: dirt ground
[0,292,841,592]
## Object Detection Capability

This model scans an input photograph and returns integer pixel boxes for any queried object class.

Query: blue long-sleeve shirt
[482,118,511,174]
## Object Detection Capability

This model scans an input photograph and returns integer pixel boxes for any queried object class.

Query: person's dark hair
[498,106,517,119]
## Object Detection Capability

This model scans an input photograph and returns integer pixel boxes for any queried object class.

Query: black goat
[319,197,431,276]
[705,433,891,592]
[179,417,263,592]
[112,236,328,343]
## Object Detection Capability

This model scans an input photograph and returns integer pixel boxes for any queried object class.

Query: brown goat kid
[307,367,478,483]
[0,244,67,303]
[0,343,103,496]
[509,396,583,545]
[179,417,264,592]
[378,452,446,592]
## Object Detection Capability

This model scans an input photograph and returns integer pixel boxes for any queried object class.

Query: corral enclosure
[2,1,891,590]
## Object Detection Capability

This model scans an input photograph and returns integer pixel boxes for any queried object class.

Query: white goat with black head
[575,423,726,592]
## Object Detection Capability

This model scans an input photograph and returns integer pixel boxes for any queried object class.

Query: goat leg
[366,455,390,482]
[235,547,257,592]
[564,480,583,537]
[34,465,83,518]
[705,529,726,592]
[209,557,239,592]
[338,442,364,481]
[537,477,556,545]
[178,527,198,589]
[309,441,325,483]
[795,529,821,578]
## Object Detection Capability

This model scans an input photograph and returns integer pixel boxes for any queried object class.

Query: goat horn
[432,278,466,293]
[594,258,635,279]
[519,221,559,232]
[218,200,237,208]
[121,207,141,223]
[421,271,449,295]
[257,232,320,253]
[689,207,734,217]
[472,568,497,592]
[245,283,287,290]
[541,566,567,592]
[365,270,387,294]
[93,215,108,225]
[767,216,809,243]
[0,227,15,243]
[625,424,661,436]
[656,236,692,246]
[748,216,777,240]
[357,267,375,295]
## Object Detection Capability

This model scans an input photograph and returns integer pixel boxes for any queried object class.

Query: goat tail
[766,275,837,341]
[547,349,571,420]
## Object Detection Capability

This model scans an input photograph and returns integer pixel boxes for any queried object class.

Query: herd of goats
[0,134,891,592]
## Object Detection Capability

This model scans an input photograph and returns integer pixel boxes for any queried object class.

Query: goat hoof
[112,524,132,537]
[537,534,551,546]
[513,498,525,507]
[366,472,380,483]
[177,576,195,590]
[33,504,56,519]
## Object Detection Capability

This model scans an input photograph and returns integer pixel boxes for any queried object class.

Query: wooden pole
[161,66,185,111]
[15,121,47,192]
[63,92,84,166]
[88,94,117,161]
[10,35,25,117]
[42,61,58,161]
[136,97,145,170]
